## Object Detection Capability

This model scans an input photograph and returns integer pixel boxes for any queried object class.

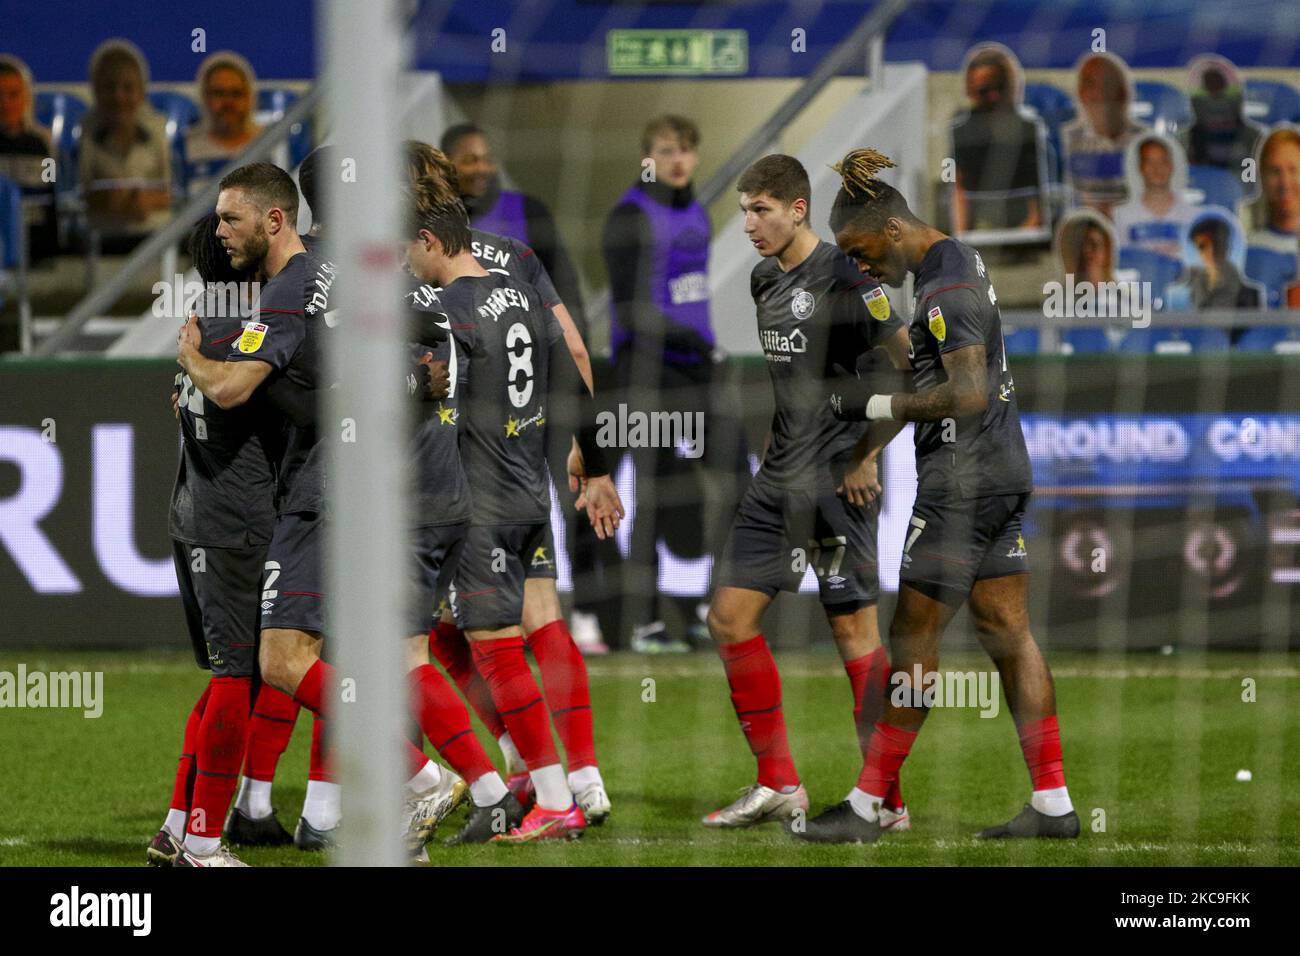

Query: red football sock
[470,636,560,771]
[719,634,799,790]
[526,619,597,770]
[410,664,496,783]
[845,649,904,810]
[429,621,507,739]
[244,684,300,781]
[170,683,211,812]
[308,714,332,782]
[404,738,430,778]
[1018,715,1066,790]
[856,721,918,798]
[187,676,252,838]
[292,658,331,716]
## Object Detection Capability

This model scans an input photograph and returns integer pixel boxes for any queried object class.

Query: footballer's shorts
[408,522,467,636]
[454,522,549,631]
[172,538,265,677]
[717,469,880,611]
[898,492,1031,607]
[260,510,325,635]
[523,523,558,580]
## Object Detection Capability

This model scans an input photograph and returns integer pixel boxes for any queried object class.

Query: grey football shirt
[169,299,279,548]
[226,250,336,515]
[908,237,1033,500]
[751,240,904,486]
[406,281,472,527]
[436,272,563,525]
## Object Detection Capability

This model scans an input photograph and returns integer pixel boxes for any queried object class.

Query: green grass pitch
[0,648,1295,866]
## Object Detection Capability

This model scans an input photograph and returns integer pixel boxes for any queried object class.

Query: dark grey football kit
[170,292,282,677]
[718,241,904,610]
[439,270,605,631]
[881,237,1033,605]
[226,251,335,635]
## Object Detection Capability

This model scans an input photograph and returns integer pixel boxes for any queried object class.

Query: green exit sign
[607,29,748,76]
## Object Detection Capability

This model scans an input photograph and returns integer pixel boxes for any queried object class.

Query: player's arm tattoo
[890,344,987,422]
[179,348,273,410]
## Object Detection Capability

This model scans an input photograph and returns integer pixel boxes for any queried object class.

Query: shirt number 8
[506,322,534,409]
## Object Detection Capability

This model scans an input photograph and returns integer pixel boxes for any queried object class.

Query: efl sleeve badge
[927,305,946,343]
[237,322,269,354]
[863,285,891,321]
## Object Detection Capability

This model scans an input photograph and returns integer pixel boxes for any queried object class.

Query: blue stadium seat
[148,90,201,143]
[1118,327,1231,353]
[148,91,201,196]
[1059,328,1111,354]
[1131,81,1192,136]
[1022,82,1075,183]
[1188,164,1245,210]
[257,88,313,167]
[1236,325,1300,353]
[33,90,88,194]
[1002,327,1041,355]
[0,176,23,310]
[1118,247,1183,307]
[1243,79,1300,126]
[1244,244,1299,309]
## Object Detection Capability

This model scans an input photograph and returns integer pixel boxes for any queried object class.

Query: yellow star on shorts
[504,417,520,437]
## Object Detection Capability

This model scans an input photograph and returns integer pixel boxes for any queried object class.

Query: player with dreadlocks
[796,148,1078,843]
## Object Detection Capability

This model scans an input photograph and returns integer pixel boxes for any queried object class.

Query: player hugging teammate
[153,152,621,864]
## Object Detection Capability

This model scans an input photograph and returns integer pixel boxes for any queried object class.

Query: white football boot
[575,782,612,826]
[173,843,248,867]
[701,783,809,828]
[879,804,912,832]
[402,771,469,854]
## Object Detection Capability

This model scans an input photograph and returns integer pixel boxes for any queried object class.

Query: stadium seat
[148,91,201,197]
[1118,327,1231,353]
[1244,244,1299,309]
[1002,327,1041,355]
[1243,79,1300,126]
[0,176,23,312]
[1022,82,1075,183]
[1235,325,1300,353]
[1058,327,1111,354]
[1188,164,1246,210]
[257,87,314,167]
[1118,247,1183,308]
[33,90,88,195]
[1130,80,1192,136]
[148,90,201,142]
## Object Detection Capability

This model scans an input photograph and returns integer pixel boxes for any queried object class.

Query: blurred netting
[398,1,1297,864]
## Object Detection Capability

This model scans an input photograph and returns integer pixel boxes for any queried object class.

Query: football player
[403,180,623,842]
[406,143,613,826]
[803,148,1078,842]
[176,162,463,862]
[148,213,278,868]
[702,155,912,830]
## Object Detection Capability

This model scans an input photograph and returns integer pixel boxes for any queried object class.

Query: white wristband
[866,394,894,421]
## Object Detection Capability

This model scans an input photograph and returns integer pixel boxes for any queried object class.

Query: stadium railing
[31,86,322,357]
